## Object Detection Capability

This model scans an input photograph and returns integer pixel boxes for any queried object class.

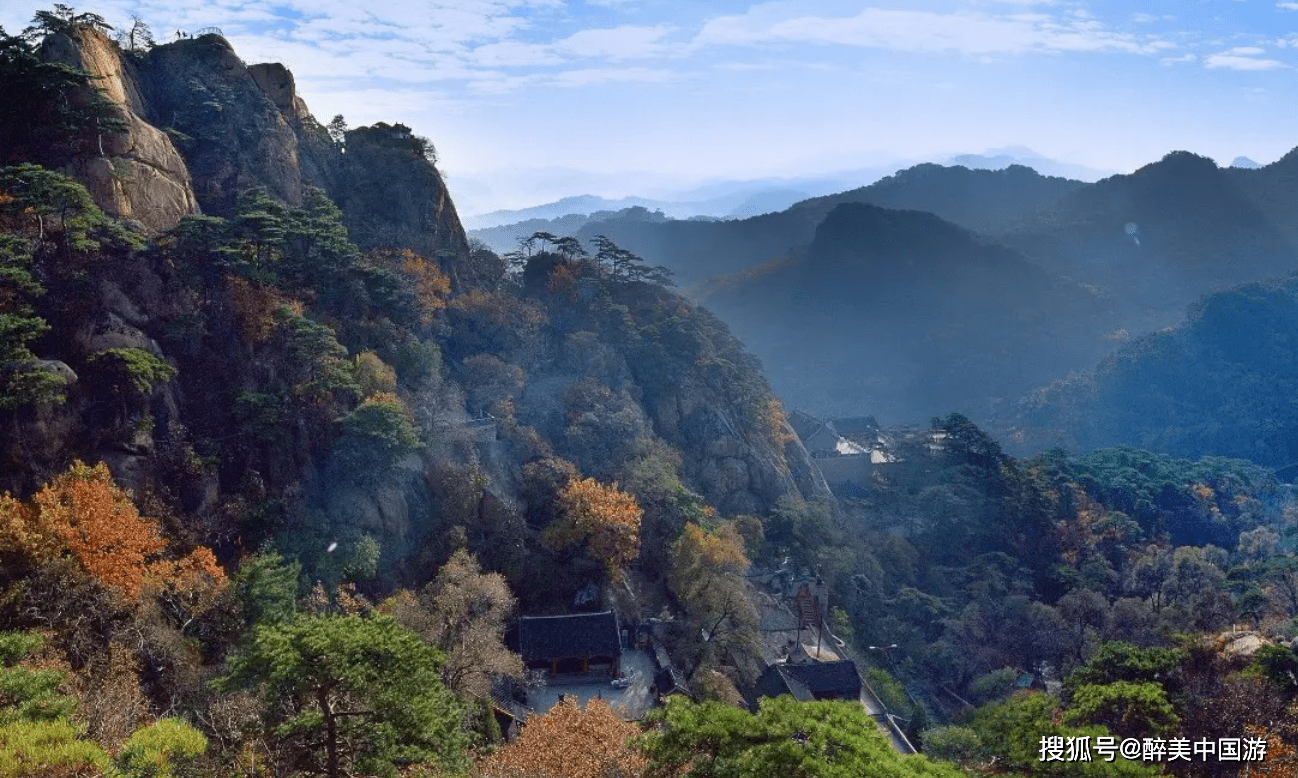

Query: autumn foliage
[477,696,645,778]
[368,247,450,324]
[668,522,760,689]
[1249,721,1298,778]
[544,477,642,583]
[26,462,166,601]
[380,549,523,700]
[145,545,229,619]
[223,275,286,345]
[0,461,225,603]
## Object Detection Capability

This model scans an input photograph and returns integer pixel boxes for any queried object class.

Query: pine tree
[215,612,469,778]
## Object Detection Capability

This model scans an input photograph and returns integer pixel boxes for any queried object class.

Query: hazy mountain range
[464,147,1116,234]
[699,201,1117,424]
[473,147,1298,435]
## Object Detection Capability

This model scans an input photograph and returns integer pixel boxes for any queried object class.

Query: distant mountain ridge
[1000,150,1298,329]
[464,185,821,232]
[464,147,1112,232]
[554,162,1087,289]
[945,145,1115,181]
[788,163,1086,237]
[699,202,1116,422]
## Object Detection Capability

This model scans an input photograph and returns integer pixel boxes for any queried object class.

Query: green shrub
[331,395,421,482]
[391,337,442,388]
[921,725,984,766]
[0,719,109,777]
[85,348,176,397]
[112,718,207,778]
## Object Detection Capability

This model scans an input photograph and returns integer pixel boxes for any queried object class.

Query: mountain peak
[1150,150,1220,173]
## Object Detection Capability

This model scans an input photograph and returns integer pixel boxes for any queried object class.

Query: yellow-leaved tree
[668,522,760,690]
[477,696,644,778]
[380,549,523,700]
[543,477,641,583]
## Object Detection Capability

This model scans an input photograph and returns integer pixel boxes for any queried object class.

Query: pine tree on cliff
[21,5,113,42]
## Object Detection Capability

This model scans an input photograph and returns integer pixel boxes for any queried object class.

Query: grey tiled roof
[780,660,862,698]
[518,611,621,662]
[755,659,862,703]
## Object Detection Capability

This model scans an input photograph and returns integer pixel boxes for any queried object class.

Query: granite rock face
[39,27,199,232]
[651,379,833,516]
[34,26,483,286]
[248,62,313,124]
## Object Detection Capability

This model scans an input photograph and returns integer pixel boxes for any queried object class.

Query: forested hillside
[1014,276,1298,468]
[823,416,1298,762]
[496,150,1298,434]
[0,10,841,776]
[3,7,1298,778]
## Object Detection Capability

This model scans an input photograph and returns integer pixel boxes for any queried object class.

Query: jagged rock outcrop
[38,27,199,232]
[248,63,312,124]
[323,455,433,563]
[135,34,305,213]
[27,26,482,284]
[331,127,474,281]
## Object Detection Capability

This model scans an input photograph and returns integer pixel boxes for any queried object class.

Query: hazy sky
[5,1,1298,212]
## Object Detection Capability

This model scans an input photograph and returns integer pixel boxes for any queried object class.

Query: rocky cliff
[29,26,476,281]
[38,26,199,231]
[1,24,829,602]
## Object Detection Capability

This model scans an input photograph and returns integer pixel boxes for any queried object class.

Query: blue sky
[5,1,1298,213]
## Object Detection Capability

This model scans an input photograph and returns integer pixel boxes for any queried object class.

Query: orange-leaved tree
[543,477,641,583]
[145,545,229,629]
[2,461,225,603]
[368,247,450,324]
[29,461,166,601]
[477,696,644,778]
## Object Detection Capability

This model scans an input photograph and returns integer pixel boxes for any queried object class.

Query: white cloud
[559,24,676,59]
[1160,53,1196,64]
[1204,49,1289,69]
[465,64,679,92]
[471,40,565,67]
[464,24,676,69]
[712,61,780,72]
[1278,2,1298,9]
[693,4,1171,57]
